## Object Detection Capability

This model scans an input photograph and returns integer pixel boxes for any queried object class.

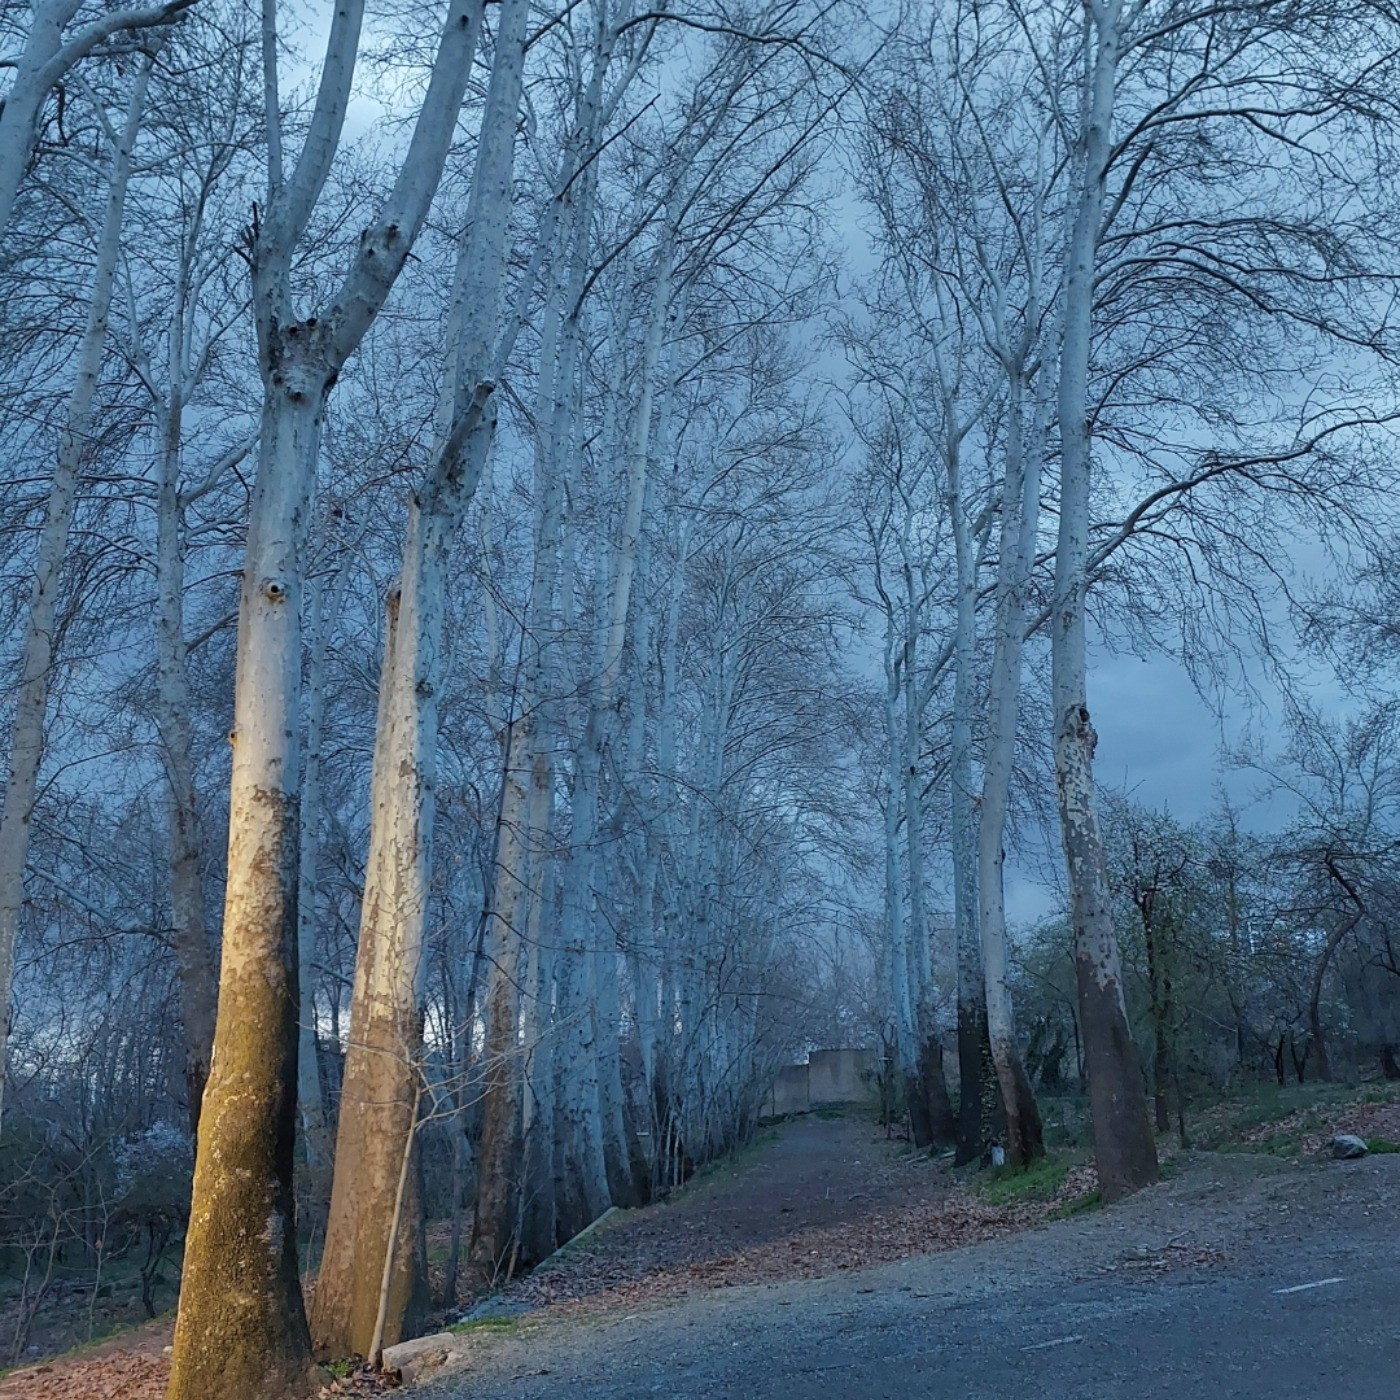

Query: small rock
[1329,1134,1368,1160]
[382,1330,456,1382]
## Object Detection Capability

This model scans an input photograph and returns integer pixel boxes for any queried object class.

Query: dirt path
[13,1101,1396,1398]
[488,1112,1031,1315]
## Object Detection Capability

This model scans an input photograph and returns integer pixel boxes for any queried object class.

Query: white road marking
[1022,1335,1084,1352]
[1274,1277,1344,1295]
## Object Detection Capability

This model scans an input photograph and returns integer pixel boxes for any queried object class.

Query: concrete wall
[807,1048,877,1105]
[762,1048,877,1117]
[767,1064,811,1117]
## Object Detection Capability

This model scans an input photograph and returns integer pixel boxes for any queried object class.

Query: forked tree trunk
[0,0,187,237]
[173,0,485,1385]
[1051,0,1157,1203]
[311,0,517,1354]
[0,62,148,1132]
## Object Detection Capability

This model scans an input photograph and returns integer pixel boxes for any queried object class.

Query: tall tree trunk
[881,702,925,1145]
[440,909,486,1307]
[153,387,219,1143]
[0,60,148,1131]
[977,376,1045,1167]
[518,743,560,1264]
[166,375,323,1400]
[312,474,485,1354]
[295,580,331,1186]
[173,0,484,1377]
[1051,0,1158,1203]
[468,711,533,1284]
[313,0,522,1349]
[902,659,954,1148]
[948,441,997,1166]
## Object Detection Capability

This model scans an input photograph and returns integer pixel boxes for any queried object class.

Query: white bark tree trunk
[172,1,485,1392]
[566,236,676,1206]
[977,373,1046,1166]
[1051,0,1158,1202]
[295,579,331,1180]
[0,60,150,1131]
[311,0,524,1356]
[0,0,188,237]
[152,381,219,1144]
[947,437,993,1165]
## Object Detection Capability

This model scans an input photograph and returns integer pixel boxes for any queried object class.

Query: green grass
[1216,1129,1304,1158]
[973,1153,1070,1206]
[688,1129,779,1187]
[1365,1137,1400,1154]
[1047,1190,1102,1221]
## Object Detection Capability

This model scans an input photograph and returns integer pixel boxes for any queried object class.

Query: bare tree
[0,52,154,1132]
[169,0,486,1392]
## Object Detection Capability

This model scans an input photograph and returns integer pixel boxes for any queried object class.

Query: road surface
[430,1150,1400,1399]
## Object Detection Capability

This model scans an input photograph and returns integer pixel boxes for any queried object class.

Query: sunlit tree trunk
[171,0,484,1390]
[312,0,523,1353]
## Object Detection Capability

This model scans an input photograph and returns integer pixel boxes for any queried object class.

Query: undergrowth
[973,1153,1069,1206]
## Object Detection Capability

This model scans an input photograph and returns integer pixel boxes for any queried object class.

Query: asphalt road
[430,1152,1400,1400]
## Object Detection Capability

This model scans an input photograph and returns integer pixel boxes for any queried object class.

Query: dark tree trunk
[468,986,525,1288]
[905,1069,934,1149]
[993,1044,1045,1167]
[919,1033,958,1147]
[1307,1003,1331,1083]
[955,998,1003,1165]
[1290,1036,1310,1084]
